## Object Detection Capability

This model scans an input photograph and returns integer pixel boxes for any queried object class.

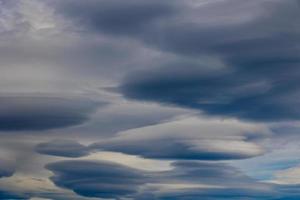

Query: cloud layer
[46,159,299,200]
[91,117,268,160]
[0,159,14,178]
[46,160,147,199]
[0,0,299,199]
[117,0,300,121]
[35,140,90,158]
[0,96,102,131]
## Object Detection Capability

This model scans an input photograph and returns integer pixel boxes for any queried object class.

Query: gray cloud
[0,0,299,200]
[46,160,147,199]
[46,159,284,200]
[4,0,300,121]
[0,158,14,178]
[0,190,27,200]
[0,96,103,131]
[65,101,189,138]
[111,0,300,121]
[93,138,262,160]
[51,0,181,36]
[36,116,267,161]
[150,188,275,200]
[35,140,89,158]
[0,159,20,199]
[91,117,267,160]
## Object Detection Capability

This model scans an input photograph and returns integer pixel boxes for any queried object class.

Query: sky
[0,0,299,199]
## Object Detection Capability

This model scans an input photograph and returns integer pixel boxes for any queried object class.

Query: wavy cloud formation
[0,96,102,131]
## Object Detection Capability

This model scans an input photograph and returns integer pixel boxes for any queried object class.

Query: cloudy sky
[0,0,299,199]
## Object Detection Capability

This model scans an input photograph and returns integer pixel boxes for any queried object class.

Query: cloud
[270,165,300,185]
[114,0,300,121]
[0,1,300,200]
[0,95,103,131]
[4,0,300,121]
[0,158,14,178]
[157,161,254,187]
[46,160,147,199]
[142,161,293,200]
[145,161,273,200]
[0,190,27,200]
[151,188,274,200]
[35,140,89,158]
[0,159,20,199]
[46,159,278,200]
[91,117,268,160]
[66,100,189,137]
[51,0,181,36]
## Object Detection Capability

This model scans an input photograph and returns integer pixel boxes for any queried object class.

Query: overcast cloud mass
[0,0,299,199]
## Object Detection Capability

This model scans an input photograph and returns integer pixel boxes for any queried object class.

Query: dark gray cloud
[92,138,262,160]
[52,0,300,122]
[5,0,300,121]
[35,140,89,158]
[271,184,300,200]
[0,190,27,200]
[1,0,300,200]
[66,101,188,137]
[153,162,300,200]
[0,159,14,178]
[120,63,300,121]
[114,0,300,121]
[0,96,103,131]
[91,117,266,160]
[138,162,300,200]
[162,161,251,185]
[0,159,21,199]
[151,188,275,200]
[46,160,147,199]
[51,0,181,36]
[47,159,290,200]
[145,161,273,200]
[36,116,266,160]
